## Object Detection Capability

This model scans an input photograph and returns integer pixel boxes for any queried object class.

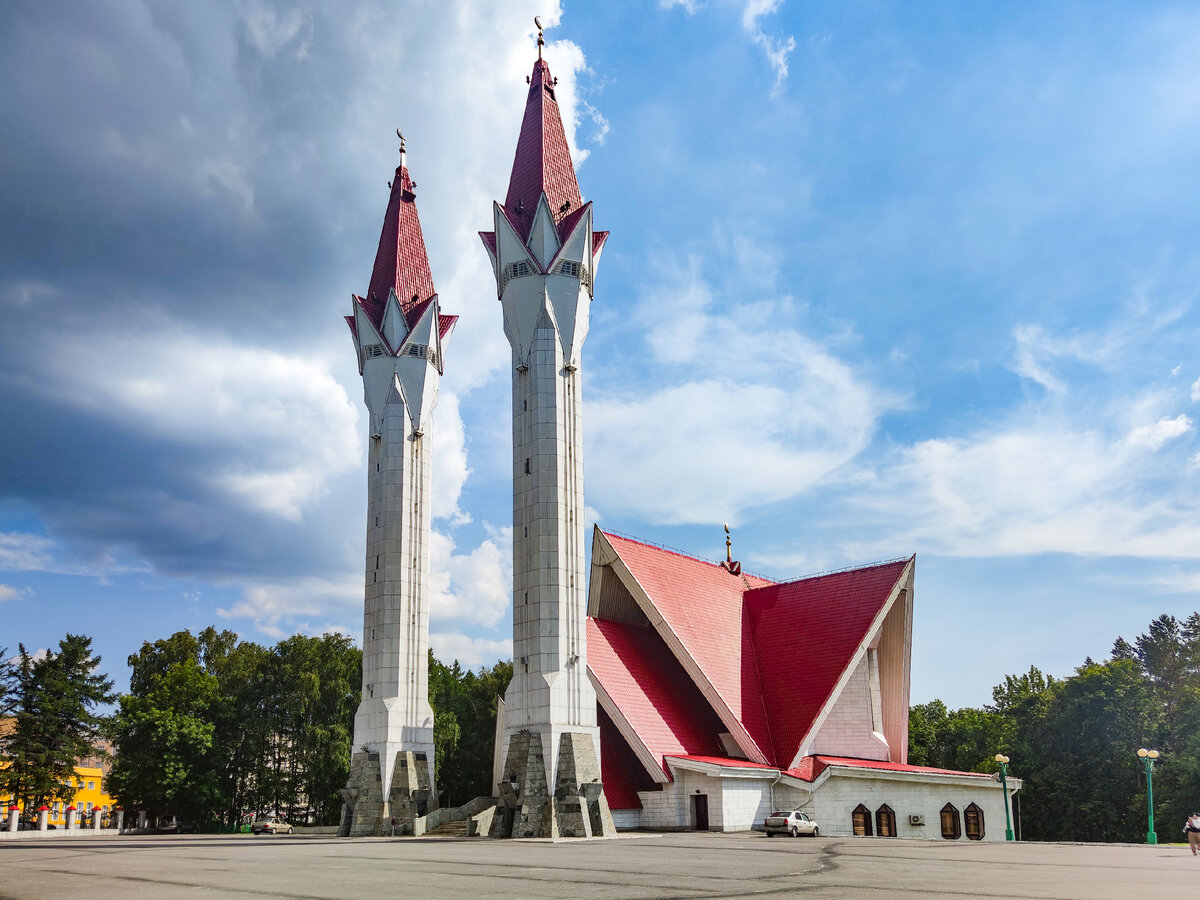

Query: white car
[764,809,819,837]
[251,816,293,835]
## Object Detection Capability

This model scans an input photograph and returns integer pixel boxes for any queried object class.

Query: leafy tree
[0,635,115,812]
[106,659,222,821]
[429,653,512,807]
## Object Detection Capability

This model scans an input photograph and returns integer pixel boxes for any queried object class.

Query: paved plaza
[1,832,1195,899]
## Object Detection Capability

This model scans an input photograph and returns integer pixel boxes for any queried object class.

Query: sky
[1,0,1198,710]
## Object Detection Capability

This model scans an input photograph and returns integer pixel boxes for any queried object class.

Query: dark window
[876,804,896,837]
[940,803,961,840]
[852,804,873,836]
[964,803,984,840]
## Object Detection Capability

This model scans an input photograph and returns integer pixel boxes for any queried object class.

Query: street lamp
[994,754,1015,841]
[1137,748,1160,845]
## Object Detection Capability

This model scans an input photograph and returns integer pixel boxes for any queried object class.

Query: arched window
[875,804,896,837]
[852,804,873,836]
[964,803,984,840]
[940,803,961,840]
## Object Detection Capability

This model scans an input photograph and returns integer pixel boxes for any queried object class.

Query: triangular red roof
[745,560,911,767]
[593,533,911,771]
[503,58,582,242]
[601,533,776,762]
[588,618,727,776]
[365,163,436,328]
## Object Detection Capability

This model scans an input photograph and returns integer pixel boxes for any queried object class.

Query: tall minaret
[340,132,457,837]
[479,22,613,839]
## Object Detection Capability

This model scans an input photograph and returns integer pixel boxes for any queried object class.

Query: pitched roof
[600,533,776,761]
[744,560,911,766]
[365,163,436,326]
[785,756,1001,783]
[503,57,582,242]
[587,618,727,775]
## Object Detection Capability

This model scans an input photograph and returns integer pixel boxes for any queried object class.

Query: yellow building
[0,719,118,826]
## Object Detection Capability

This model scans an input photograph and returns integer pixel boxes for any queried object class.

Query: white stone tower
[340,134,457,837]
[479,26,614,838]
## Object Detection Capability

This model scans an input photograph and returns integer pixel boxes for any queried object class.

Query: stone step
[426,820,470,837]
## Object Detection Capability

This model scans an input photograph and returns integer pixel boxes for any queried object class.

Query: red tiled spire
[504,57,583,241]
[365,160,436,329]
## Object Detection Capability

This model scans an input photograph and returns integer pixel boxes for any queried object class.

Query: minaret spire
[341,133,457,837]
[479,33,615,839]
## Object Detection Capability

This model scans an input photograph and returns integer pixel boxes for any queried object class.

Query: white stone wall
[628,768,1014,841]
[611,809,641,831]
[807,770,1014,842]
[498,206,599,789]
[352,350,438,798]
[809,655,889,761]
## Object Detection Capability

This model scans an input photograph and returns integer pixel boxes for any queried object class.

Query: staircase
[425,820,469,837]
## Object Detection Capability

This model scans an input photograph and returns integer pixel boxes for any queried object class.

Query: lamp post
[994,754,1014,841]
[1137,748,1160,845]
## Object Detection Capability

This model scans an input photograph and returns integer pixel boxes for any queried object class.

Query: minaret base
[491,732,615,838]
[339,750,438,837]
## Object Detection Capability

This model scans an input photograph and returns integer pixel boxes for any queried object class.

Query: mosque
[340,22,1019,841]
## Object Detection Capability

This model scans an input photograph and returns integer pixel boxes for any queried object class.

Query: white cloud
[430,631,512,670]
[845,408,1200,561]
[1127,414,1193,450]
[38,325,359,522]
[660,0,701,13]
[0,532,54,572]
[431,392,473,525]
[590,252,893,524]
[0,584,30,603]
[742,0,796,91]
[218,575,360,639]
[429,525,513,628]
[1191,376,1200,402]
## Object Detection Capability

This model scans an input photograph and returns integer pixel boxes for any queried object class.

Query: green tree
[106,659,223,821]
[0,635,115,812]
[429,653,512,807]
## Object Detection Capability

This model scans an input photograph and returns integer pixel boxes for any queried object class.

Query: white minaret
[479,24,613,838]
[341,133,457,837]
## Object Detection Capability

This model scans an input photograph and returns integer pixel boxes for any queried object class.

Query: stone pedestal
[37,807,48,830]
[65,807,76,830]
[6,806,17,832]
[492,731,614,838]
[340,749,438,837]
[92,809,102,829]
[116,810,125,833]
[137,810,148,831]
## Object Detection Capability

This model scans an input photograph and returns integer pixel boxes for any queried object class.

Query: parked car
[764,809,819,837]
[251,816,293,835]
[156,814,197,834]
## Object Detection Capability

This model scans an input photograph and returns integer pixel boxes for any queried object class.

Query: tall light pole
[1137,748,1160,845]
[994,754,1014,841]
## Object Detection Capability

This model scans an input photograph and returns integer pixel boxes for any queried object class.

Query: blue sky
[2,0,1198,710]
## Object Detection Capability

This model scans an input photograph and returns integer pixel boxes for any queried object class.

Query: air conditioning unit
[909,814,925,826]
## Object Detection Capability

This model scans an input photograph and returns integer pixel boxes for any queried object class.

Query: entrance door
[692,794,709,831]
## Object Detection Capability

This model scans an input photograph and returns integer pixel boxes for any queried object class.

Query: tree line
[909,612,1200,843]
[1,627,511,828]
[7,612,1197,838]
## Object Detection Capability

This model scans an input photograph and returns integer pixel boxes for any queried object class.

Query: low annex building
[585,529,1019,840]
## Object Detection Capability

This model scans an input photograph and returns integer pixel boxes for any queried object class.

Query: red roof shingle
[504,58,583,243]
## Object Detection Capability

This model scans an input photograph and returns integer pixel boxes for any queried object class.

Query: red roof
[598,706,663,810]
[588,618,727,775]
[353,156,455,357]
[744,560,911,767]
[366,164,436,326]
[667,755,778,771]
[503,58,582,242]
[785,756,998,783]
[602,533,776,762]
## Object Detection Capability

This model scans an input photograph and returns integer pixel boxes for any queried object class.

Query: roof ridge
[745,555,913,591]
[601,529,776,584]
